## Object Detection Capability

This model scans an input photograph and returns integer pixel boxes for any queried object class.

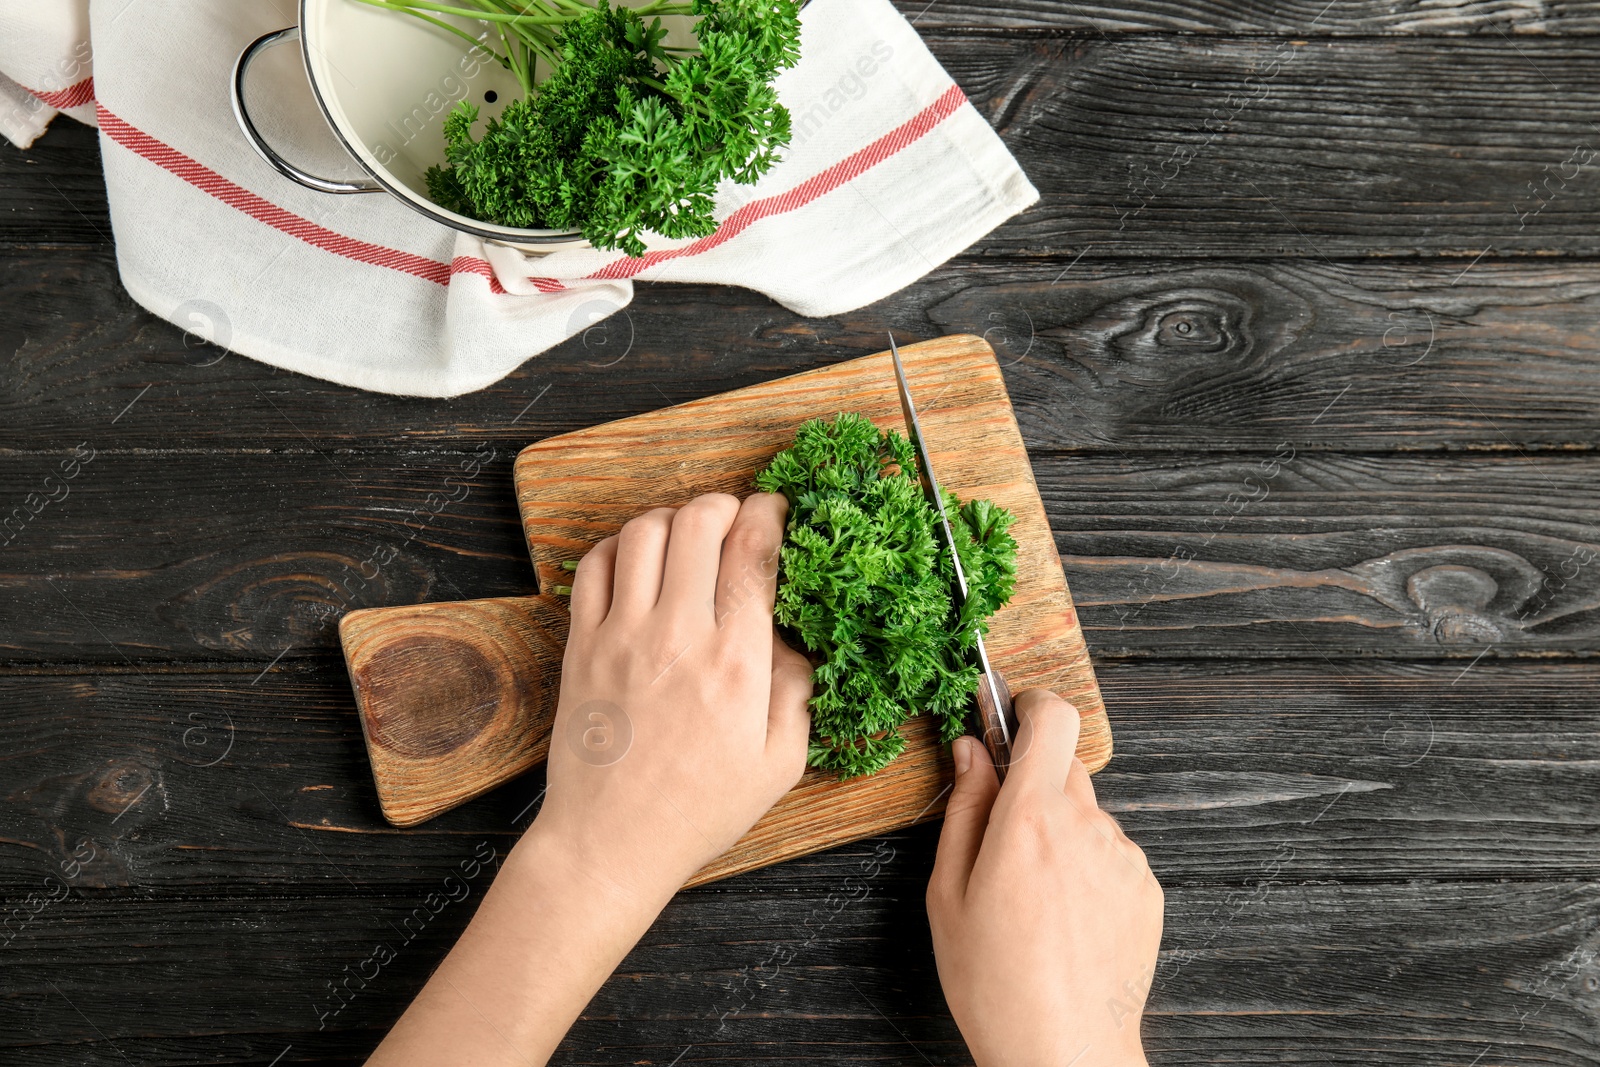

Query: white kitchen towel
[0,0,1038,398]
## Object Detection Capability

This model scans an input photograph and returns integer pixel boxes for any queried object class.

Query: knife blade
[888,334,1020,781]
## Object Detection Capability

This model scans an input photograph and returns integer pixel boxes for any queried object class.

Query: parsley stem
[349,0,510,61]
[370,0,581,25]
[496,22,531,95]
[636,76,715,119]
[480,0,576,34]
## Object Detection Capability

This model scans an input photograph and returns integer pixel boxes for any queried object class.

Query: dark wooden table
[5,2,1600,1063]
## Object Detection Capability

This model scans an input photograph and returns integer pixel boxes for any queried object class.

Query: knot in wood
[1407,564,1505,644]
[85,760,160,817]
[1117,292,1251,364]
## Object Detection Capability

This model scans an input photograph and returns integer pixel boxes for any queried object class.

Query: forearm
[365,493,809,1064]
[366,822,668,1067]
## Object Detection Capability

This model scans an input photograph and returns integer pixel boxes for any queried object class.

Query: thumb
[930,736,1000,904]
[763,630,813,785]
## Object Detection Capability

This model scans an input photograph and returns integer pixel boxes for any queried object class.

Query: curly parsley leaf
[376,0,800,256]
[755,413,1020,779]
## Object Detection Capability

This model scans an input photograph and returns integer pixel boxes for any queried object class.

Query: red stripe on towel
[584,83,970,281]
[98,103,454,286]
[27,76,94,110]
[93,83,968,292]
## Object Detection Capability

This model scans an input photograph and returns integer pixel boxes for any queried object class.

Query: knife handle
[974,670,1018,782]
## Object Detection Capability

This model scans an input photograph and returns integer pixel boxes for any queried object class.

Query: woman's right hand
[927,690,1165,1067]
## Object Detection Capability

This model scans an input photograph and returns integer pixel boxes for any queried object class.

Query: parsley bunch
[755,414,1019,778]
[366,0,801,256]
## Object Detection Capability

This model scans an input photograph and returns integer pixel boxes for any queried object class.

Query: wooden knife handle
[974,669,1018,782]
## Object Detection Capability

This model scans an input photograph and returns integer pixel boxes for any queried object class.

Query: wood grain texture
[0,448,536,663]
[1041,453,1600,656]
[2,880,1597,1065]
[931,259,1600,453]
[16,253,1600,454]
[889,0,1600,33]
[341,596,568,827]
[938,34,1600,259]
[5,449,1600,662]
[2,660,1598,891]
[0,121,108,249]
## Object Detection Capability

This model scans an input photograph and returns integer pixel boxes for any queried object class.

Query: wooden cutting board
[340,334,1110,887]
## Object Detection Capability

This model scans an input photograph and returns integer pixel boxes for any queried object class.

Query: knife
[889,334,1021,781]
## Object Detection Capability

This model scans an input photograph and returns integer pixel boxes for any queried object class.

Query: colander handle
[231,27,383,195]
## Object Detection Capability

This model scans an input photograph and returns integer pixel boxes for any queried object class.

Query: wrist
[971,1043,1148,1067]
[961,1017,1148,1067]
[523,786,712,908]
[512,807,685,928]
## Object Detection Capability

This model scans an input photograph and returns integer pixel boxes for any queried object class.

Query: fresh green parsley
[755,413,1019,778]
[365,0,801,256]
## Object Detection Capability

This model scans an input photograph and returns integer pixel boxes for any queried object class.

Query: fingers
[567,535,617,634]
[715,493,787,634]
[763,631,813,781]
[1004,689,1082,795]
[605,494,783,626]
[930,736,1000,903]
[608,507,677,618]
[658,494,742,617]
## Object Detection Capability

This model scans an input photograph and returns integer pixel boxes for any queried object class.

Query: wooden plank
[936,34,1600,259]
[1,660,1596,891]
[891,0,1600,33]
[12,36,1600,255]
[0,121,108,249]
[0,448,536,663]
[3,450,1597,661]
[931,259,1600,453]
[11,252,1600,453]
[2,879,1597,1064]
[1039,453,1600,656]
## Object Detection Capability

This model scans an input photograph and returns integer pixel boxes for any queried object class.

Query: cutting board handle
[339,595,570,827]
